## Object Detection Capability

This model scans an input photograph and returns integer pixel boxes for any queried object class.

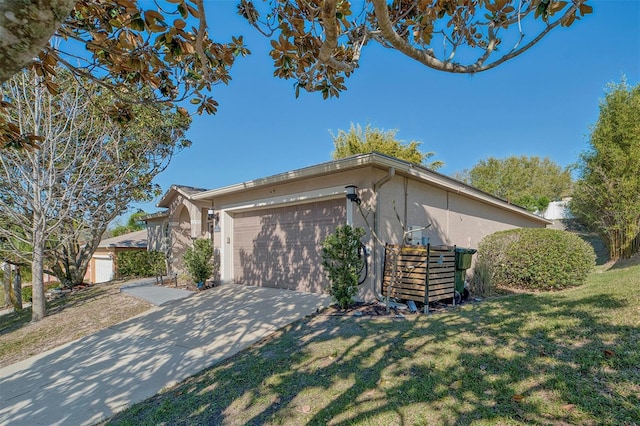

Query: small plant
[183,239,214,285]
[470,257,493,297]
[321,225,365,309]
[478,228,596,291]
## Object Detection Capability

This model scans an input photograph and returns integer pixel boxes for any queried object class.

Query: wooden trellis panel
[382,244,455,303]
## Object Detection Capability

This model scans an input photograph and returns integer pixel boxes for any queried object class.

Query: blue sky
[128,0,639,218]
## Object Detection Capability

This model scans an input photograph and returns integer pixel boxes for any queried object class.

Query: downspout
[372,167,395,300]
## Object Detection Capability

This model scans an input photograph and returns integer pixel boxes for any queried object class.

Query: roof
[98,230,147,249]
[141,210,169,222]
[189,153,551,225]
[156,184,208,208]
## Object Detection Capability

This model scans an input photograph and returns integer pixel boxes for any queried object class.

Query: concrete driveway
[0,284,332,426]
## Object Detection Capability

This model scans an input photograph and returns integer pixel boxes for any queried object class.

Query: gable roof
[156,184,207,208]
[98,230,147,249]
[150,153,550,225]
[189,153,550,225]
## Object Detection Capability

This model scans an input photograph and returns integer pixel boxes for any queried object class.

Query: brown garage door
[233,198,346,293]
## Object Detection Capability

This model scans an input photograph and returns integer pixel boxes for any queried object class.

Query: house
[540,199,575,220]
[145,153,550,300]
[85,229,148,283]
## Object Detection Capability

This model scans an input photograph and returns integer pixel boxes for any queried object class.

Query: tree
[0,70,190,321]
[570,80,640,260]
[242,0,592,98]
[461,155,572,211]
[109,210,148,238]
[0,0,248,148]
[331,123,444,170]
[1,0,591,146]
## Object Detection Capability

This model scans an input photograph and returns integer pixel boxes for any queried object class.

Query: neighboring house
[85,230,148,284]
[540,199,575,220]
[145,153,550,301]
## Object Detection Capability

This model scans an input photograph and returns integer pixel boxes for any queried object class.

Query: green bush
[117,250,166,278]
[321,225,366,309]
[21,282,61,303]
[478,228,596,291]
[184,239,213,284]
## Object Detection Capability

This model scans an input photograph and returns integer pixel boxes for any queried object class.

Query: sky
[127,0,640,219]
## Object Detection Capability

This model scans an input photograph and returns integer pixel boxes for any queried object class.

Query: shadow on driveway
[0,285,331,426]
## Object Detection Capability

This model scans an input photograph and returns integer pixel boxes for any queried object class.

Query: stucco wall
[146,218,167,252]
[355,173,547,300]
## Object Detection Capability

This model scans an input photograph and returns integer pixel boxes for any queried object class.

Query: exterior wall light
[207,208,219,223]
[345,184,361,205]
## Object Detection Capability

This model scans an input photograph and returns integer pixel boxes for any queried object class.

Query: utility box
[407,226,429,246]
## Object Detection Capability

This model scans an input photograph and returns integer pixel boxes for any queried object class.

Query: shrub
[117,250,166,278]
[321,225,366,309]
[478,228,596,291]
[184,239,213,284]
[470,257,493,297]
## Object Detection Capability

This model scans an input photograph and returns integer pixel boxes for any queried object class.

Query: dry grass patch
[0,281,152,367]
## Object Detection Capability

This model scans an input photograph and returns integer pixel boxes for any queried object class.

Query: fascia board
[191,152,550,225]
[192,155,373,200]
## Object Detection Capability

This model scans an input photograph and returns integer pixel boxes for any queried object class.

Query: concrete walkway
[119,278,194,306]
[0,285,332,426]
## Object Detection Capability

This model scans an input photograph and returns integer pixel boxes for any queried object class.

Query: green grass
[107,265,640,425]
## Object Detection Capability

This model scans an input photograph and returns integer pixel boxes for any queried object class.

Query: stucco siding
[146,218,166,252]
[446,192,546,249]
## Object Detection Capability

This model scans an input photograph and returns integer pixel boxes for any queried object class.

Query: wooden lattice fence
[382,244,456,304]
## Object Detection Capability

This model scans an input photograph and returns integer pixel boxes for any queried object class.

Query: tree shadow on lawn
[108,289,640,426]
[0,284,111,335]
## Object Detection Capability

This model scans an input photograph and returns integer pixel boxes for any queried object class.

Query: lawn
[106,264,640,425]
[0,281,152,367]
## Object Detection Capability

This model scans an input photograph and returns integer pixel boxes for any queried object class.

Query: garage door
[94,256,114,283]
[233,198,346,293]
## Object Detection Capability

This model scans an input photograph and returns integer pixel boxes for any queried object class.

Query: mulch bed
[324,299,476,317]
[149,279,484,316]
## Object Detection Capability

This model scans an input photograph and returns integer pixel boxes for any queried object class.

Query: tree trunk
[49,239,94,287]
[0,0,76,83]
[13,266,22,309]
[31,225,46,322]
[2,262,13,308]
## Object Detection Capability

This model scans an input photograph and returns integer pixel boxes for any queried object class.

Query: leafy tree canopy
[331,123,444,170]
[242,0,592,98]
[570,80,640,260]
[109,210,148,238]
[1,0,592,146]
[460,155,572,212]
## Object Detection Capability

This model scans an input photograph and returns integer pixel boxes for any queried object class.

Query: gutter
[372,167,395,301]
[191,153,549,225]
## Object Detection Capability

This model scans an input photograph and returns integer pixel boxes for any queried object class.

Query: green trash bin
[454,247,477,296]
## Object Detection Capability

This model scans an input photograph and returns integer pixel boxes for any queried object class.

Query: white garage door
[94,256,114,283]
[233,199,346,293]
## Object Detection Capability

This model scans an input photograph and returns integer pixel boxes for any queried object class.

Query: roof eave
[191,153,550,225]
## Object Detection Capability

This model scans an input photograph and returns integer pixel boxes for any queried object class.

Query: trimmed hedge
[478,228,596,291]
[117,250,166,278]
